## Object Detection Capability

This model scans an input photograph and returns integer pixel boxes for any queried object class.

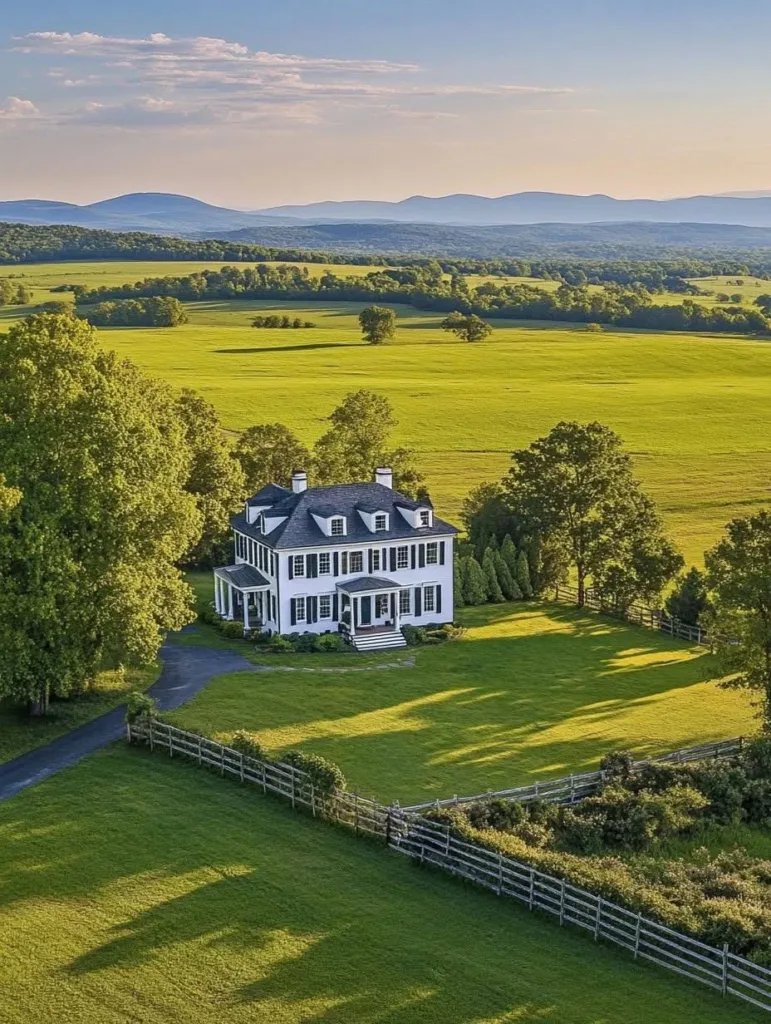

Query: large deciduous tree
[358,305,396,345]
[233,422,311,494]
[440,311,493,343]
[176,389,245,568]
[705,512,771,729]
[505,420,682,607]
[313,389,424,496]
[0,313,202,714]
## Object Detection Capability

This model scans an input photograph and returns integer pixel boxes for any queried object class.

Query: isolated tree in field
[176,389,246,567]
[0,313,201,715]
[234,423,311,494]
[482,547,505,602]
[440,311,493,343]
[665,567,711,626]
[359,305,396,345]
[755,294,771,315]
[504,420,682,607]
[705,512,771,729]
[313,389,424,496]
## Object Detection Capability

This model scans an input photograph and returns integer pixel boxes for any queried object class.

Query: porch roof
[214,564,271,591]
[336,575,399,595]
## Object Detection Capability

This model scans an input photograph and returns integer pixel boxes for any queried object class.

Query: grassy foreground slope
[0,746,762,1024]
[170,602,755,805]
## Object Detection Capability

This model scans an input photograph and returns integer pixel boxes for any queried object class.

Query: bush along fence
[401,736,744,812]
[125,717,769,1013]
[553,583,709,645]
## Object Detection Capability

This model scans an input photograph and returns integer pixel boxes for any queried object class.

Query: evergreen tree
[482,547,505,602]
[516,549,534,598]
[453,557,465,608]
[501,534,519,580]
[462,556,488,605]
[492,549,520,600]
[665,567,710,626]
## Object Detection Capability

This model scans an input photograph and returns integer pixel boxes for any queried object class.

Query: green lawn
[0,663,159,765]
[0,745,762,1024]
[4,265,771,564]
[169,601,755,805]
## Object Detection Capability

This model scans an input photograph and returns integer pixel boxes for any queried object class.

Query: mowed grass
[0,746,763,1024]
[169,601,756,805]
[3,262,771,562]
[0,663,159,766]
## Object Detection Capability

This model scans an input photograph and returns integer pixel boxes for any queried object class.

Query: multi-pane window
[375,594,390,617]
[293,554,305,577]
[426,542,438,565]
[319,552,331,575]
[374,513,388,531]
[350,551,363,573]
[331,517,345,536]
[423,586,435,613]
[319,595,332,619]
[295,597,306,621]
[396,545,409,569]
[399,589,411,614]
[372,550,381,571]
[419,510,430,527]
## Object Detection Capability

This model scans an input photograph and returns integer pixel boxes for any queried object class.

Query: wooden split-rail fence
[126,718,771,1014]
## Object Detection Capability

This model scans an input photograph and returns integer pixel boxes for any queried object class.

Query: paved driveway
[0,644,254,802]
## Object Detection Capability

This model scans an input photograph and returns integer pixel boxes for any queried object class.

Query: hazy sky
[1,0,770,207]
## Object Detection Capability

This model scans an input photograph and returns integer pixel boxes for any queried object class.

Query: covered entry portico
[336,576,402,637]
[213,564,271,633]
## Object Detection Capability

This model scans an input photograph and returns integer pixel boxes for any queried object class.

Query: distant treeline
[73,264,770,335]
[77,295,188,327]
[5,222,771,288]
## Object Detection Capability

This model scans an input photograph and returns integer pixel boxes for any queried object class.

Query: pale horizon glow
[1,1,770,207]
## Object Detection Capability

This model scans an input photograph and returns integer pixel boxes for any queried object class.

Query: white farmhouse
[213,467,458,651]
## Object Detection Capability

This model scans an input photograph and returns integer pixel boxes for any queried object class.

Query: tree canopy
[234,422,311,494]
[440,311,493,342]
[0,313,202,714]
[358,305,396,344]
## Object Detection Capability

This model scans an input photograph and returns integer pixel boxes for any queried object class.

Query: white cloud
[0,96,40,120]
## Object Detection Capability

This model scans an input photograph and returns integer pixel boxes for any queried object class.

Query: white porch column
[213,575,220,614]
[392,590,400,631]
[227,582,234,620]
[243,593,250,632]
[216,576,224,615]
[351,596,357,636]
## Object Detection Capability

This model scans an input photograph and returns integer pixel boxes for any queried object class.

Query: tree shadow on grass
[214,342,365,355]
[0,750,743,1024]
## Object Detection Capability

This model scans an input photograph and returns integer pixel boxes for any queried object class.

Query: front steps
[350,630,408,652]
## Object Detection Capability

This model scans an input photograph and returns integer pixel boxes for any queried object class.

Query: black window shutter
[439,541,445,565]
[308,553,318,578]
[436,585,442,615]
[389,547,397,572]
[411,545,416,570]
[333,551,339,576]
[368,548,373,573]
[332,593,339,620]
[419,543,426,568]
[290,598,297,626]
[414,587,422,617]
[342,551,348,574]
[288,556,294,580]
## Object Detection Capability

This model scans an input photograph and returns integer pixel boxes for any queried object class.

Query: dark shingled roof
[214,564,271,589]
[232,481,458,550]
[336,576,399,593]
[246,483,291,507]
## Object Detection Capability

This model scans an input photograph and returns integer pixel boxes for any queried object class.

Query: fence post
[240,751,245,784]
[310,782,316,818]
[722,943,729,996]
[528,868,535,910]
[559,877,566,925]
[197,734,202,766]
[220,744,225,776]
[497,851,503,895]
[634,913,642,959]
[167,724,172,758]
[291,767,296,809]
[353,793,359,835]
[261,761,267,794]
[385,807,392,847]
[594,897,602,941]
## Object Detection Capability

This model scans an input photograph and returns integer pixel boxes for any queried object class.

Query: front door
[360,595,372,626]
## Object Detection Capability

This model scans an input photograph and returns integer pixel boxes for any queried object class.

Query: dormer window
[419,510,431,528]
[330,517,345,536]
[374,513,388,532]
[256,514,265,535]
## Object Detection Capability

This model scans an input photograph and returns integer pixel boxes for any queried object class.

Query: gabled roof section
[393,495,434,510]
[231,481,457,550]
[214,564,271,589]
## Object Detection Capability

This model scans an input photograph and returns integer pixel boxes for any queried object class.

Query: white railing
[126,718,769,1014]
[402,736,744,812]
